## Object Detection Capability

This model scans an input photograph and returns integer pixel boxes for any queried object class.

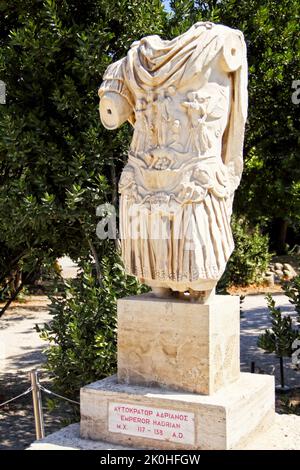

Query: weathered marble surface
[99,22,248,296]
[117,294,240,395]
[80,373,274,450]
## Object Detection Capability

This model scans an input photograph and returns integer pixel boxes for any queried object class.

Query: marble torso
[99,22,248,296]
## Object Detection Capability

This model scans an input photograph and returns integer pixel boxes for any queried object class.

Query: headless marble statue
[99,22,248,301]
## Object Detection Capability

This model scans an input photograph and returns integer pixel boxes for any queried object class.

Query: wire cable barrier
[38,384,80,405]
[0,387,33,408]
[0,370,79,440]
[0,377,79,408]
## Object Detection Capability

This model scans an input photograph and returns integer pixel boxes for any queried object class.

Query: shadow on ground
[0,372,75,450]
[4,347,45,370]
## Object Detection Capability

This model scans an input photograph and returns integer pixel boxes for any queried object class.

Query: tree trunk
[0,250,27,285]
[87,238,103,287]
[0,262,39,318]
[277,218,288,254]
[0,281,24,318]
[9,268,22,295]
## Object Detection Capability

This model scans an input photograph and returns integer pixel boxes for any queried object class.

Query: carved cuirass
[99,22,248,298]
[121,81,230,205]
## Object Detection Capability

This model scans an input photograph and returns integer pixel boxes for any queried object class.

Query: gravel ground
[0,292,299,450]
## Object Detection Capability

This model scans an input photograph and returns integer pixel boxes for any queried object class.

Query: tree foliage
[1,0,299,396]
[0,0,166,297]
[219,216,272,288]
[1,0,298,289]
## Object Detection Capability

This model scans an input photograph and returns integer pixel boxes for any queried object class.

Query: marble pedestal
[80,294,275,450]
[80,373,274,450]
[118,294,240,395]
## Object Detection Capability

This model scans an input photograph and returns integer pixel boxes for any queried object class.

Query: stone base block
[28,414,300,450]
[80,373,275,450]
[118,294,240,395]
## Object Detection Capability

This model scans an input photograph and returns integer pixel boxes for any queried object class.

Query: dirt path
[0,296,73,450]
[0,296,50,375]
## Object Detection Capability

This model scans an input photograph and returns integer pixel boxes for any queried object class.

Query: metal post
[29,370,45,440]
[279,356,285,389]
[250,361,255,373]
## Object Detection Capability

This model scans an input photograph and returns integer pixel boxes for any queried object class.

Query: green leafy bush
[219,216,272,288]
[258,295,298,357]
[37,248,148,401]
[258,294,299,388]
